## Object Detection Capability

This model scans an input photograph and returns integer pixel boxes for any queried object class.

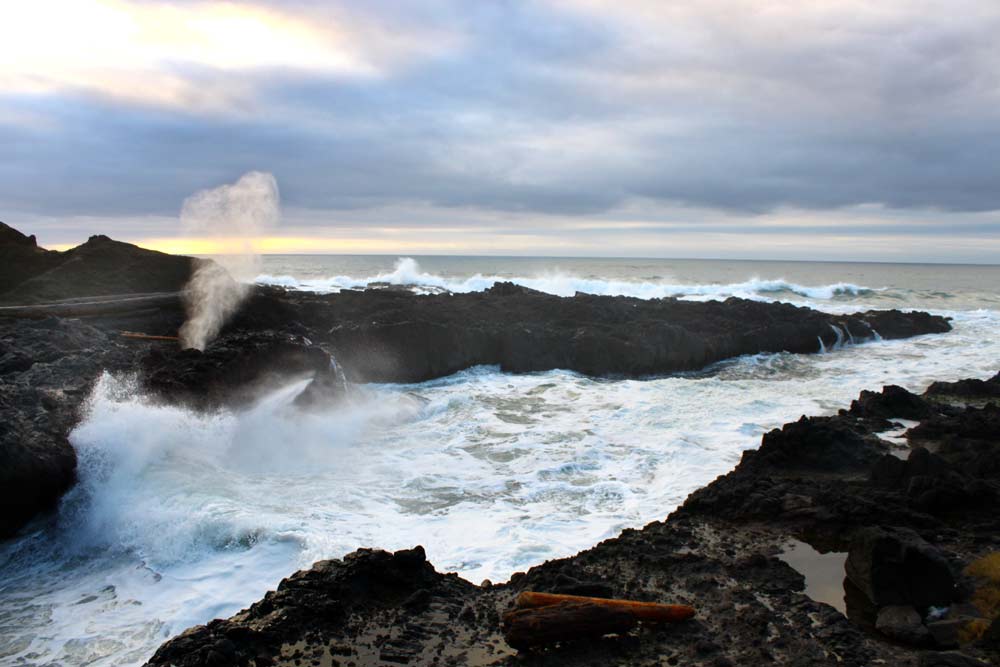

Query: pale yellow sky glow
[31,201,1000,262]
[43,223,1000,263]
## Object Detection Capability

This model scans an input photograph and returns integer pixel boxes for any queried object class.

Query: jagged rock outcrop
[0,317,134,538]
[139,331,346,411]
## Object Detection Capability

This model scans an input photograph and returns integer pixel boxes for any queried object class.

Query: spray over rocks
[179,171,279,350]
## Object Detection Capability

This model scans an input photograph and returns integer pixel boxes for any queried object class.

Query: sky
[1,0,999,262]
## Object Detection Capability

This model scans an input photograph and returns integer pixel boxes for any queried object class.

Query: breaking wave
[256,257,875,302]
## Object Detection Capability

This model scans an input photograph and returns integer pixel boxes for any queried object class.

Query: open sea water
[2,255,999,666]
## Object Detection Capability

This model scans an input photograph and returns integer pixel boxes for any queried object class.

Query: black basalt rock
[746,414,887,472]
[845,526,956,610]
[139,332,344,411]
[851,385,934,421]
[0,317,135,538]
[926,372,1000,399]
[144,546,447,667]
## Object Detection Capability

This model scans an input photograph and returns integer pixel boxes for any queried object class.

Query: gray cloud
[1,0,999,247]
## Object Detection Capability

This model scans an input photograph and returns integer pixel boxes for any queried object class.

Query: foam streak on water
[256,257,876,301]
[1,258,999,666]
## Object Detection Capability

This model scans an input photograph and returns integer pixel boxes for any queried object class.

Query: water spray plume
[179,171,279,350]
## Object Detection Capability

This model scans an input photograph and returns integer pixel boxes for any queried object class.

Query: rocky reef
[0,224,953,539]
[234,284,951,383]
[146,375,1000,667]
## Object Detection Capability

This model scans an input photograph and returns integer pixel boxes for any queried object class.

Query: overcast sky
[2,0,999,261]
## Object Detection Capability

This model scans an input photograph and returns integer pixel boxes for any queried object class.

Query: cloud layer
[1,1,999,259]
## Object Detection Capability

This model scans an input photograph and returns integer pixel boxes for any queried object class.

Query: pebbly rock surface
[144,374,1000,667]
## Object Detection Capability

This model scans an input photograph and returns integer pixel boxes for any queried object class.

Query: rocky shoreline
[0,224,952,538]
[146,376,1000,667]
[1,223,994,666]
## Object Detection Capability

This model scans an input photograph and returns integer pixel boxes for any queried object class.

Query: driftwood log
[501,591,696,650]
[502,602,636,650]
[119,331,180,342]
[515,591,696,623]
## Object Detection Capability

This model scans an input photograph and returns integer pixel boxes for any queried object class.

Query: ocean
[2,256,999,666]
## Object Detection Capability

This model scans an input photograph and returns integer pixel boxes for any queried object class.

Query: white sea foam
[1,271,998,666]
[256,257,875,302]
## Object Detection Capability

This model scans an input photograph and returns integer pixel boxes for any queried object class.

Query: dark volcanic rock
[0,399,77,539]
[918,651,992,667]
[145,546,460,667]
[927,618,965,649]
[146,519,888,667]
[0,317,345,538]
[907,404,1000,480]
[851,385,933,421]
[876,605,930,645]
[846,527,956,610]
[870,448,991,513]
[0,317,134,538]
[856,309,952,340]
[925,372,1000,400]
[10,235,199,304]
[233,284,952,383]
[139,332,344,411]
[746,414,888,472]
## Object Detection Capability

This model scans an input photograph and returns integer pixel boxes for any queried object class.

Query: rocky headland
[1,222,994,666]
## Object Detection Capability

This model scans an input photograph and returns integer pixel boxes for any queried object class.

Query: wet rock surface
[0,317,135,538]
[139,331,346,411]
[0,320,348,537]
[232,283,951,383]
[144,378,1000,666]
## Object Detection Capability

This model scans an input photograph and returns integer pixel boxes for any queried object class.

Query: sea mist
[179,171,279,350]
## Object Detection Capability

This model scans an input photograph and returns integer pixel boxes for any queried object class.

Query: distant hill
[0,222,199,304]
